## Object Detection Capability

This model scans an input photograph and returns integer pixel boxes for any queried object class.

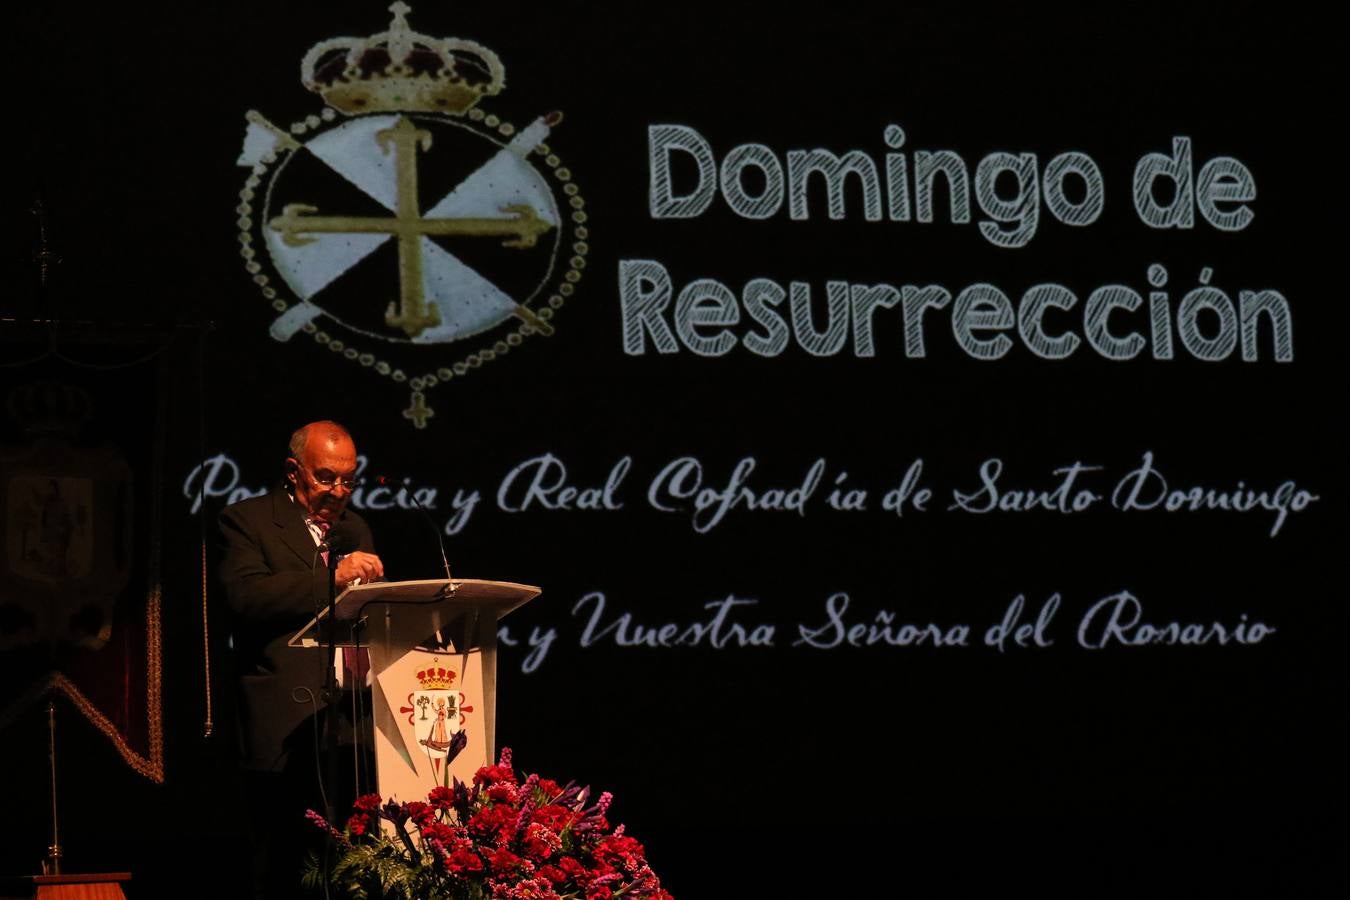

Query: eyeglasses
[297,462,364,491]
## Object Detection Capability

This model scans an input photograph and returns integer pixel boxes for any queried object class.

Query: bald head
[286,420,358,521]
[288,420,353,459]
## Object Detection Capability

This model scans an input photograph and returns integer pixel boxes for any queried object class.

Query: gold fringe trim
[0,583,165,784]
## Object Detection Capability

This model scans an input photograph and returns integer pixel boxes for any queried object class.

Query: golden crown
[300,2,505,115]
[7,382,93,439]
[416,666,457,690]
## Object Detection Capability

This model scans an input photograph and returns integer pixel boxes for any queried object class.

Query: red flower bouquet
[305,748,672,899]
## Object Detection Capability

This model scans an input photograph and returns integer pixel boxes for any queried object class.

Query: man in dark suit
[218,420,384,897]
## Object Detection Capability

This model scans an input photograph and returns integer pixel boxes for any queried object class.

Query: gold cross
[269,116,553,338]
[403,391,434,429]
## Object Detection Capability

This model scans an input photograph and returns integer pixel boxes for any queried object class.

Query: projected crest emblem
[237,3,587,427]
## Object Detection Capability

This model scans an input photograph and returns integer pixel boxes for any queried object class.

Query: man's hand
[336,551,384,586]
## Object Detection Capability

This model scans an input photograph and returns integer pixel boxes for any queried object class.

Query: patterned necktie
[310,517,330,566]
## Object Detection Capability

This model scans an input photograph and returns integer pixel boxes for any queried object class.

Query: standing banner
[0,338,166,783]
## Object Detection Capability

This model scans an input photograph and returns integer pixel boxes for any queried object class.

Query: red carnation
[588,861,618,881]
[352,793,383,812]
[421,821,459,844]
[531,805,575,833]
[487,782,520,804]
[521,823,562,861]
[447,847,485,875]
[557,856,588,881]
[488,847,529,877]
[537,864,567,885]
[403,801,436,827]
[469,803,518,843]
[346,812,370,837]
[428,785,455,810]
[596,833,645,871]
[475,763,518,786]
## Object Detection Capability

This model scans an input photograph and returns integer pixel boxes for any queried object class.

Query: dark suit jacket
[218,489,374,772]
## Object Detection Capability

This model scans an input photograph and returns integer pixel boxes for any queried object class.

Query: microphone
[373,474,451,583]
[320,519,361,556]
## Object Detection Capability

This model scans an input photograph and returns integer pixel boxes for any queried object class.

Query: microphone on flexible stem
[373,475,466,664]
[374,475,451,584]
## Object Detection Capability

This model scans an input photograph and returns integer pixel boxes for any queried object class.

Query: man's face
[287,431,358,523]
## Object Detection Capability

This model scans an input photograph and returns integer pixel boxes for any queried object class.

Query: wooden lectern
[290,579,538,803]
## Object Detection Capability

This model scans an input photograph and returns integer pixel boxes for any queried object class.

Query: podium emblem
[402,661,474,775]
[236,2,587,428]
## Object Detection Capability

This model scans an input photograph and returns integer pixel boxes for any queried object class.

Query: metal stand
[44,701,62,876]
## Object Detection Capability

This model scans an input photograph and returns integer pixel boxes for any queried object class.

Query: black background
[5,2,1341,896]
